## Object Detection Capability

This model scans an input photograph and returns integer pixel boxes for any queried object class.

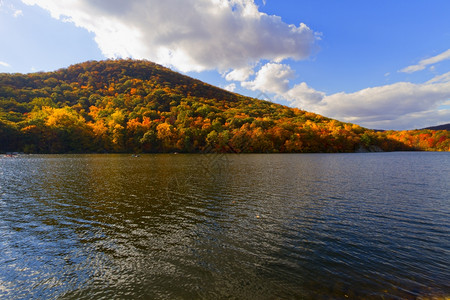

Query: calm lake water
[0,153,449,299]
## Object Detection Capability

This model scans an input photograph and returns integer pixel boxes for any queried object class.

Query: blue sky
[1,0,449,130]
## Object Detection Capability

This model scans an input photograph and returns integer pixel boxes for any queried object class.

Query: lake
[0,153,449,299]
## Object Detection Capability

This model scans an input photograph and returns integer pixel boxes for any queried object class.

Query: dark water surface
[0,153,449,299]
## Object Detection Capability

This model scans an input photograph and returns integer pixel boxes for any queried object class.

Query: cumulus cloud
[283,79,450,130]
[319,82,450,118]
[363,109,450,130]
[21,0,316,72]
[224,66,255,81]
[400,49,450,73]
[285,82,325,106]
[242,62,294,94]
[224,83,236,92]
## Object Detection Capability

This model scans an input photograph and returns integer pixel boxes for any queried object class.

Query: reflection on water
[0,153,449,299]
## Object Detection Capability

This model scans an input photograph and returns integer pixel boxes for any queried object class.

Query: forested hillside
[0,60,448,153]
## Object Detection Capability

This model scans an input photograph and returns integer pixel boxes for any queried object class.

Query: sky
[1,0,450,130]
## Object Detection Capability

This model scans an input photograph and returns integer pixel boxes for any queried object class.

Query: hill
[422,123,450,131]
[0,59,448,153]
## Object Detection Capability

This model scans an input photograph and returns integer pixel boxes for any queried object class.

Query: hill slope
[422,123,450,131]
[0,59,448,153]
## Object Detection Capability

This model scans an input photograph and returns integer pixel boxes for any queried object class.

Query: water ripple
[0,153,449,299]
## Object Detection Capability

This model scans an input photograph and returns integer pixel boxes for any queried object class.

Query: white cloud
[21,0,316,73]
[320,82,450,118]
[224,83,236,92]
[353,108,450,130]
[400,49,450,73]
[224,66,255,81]
[426,71,450,84]
[242,62,294,94]
[285,82,325,106]
[284,80,450,130]
[0,61,11,68]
